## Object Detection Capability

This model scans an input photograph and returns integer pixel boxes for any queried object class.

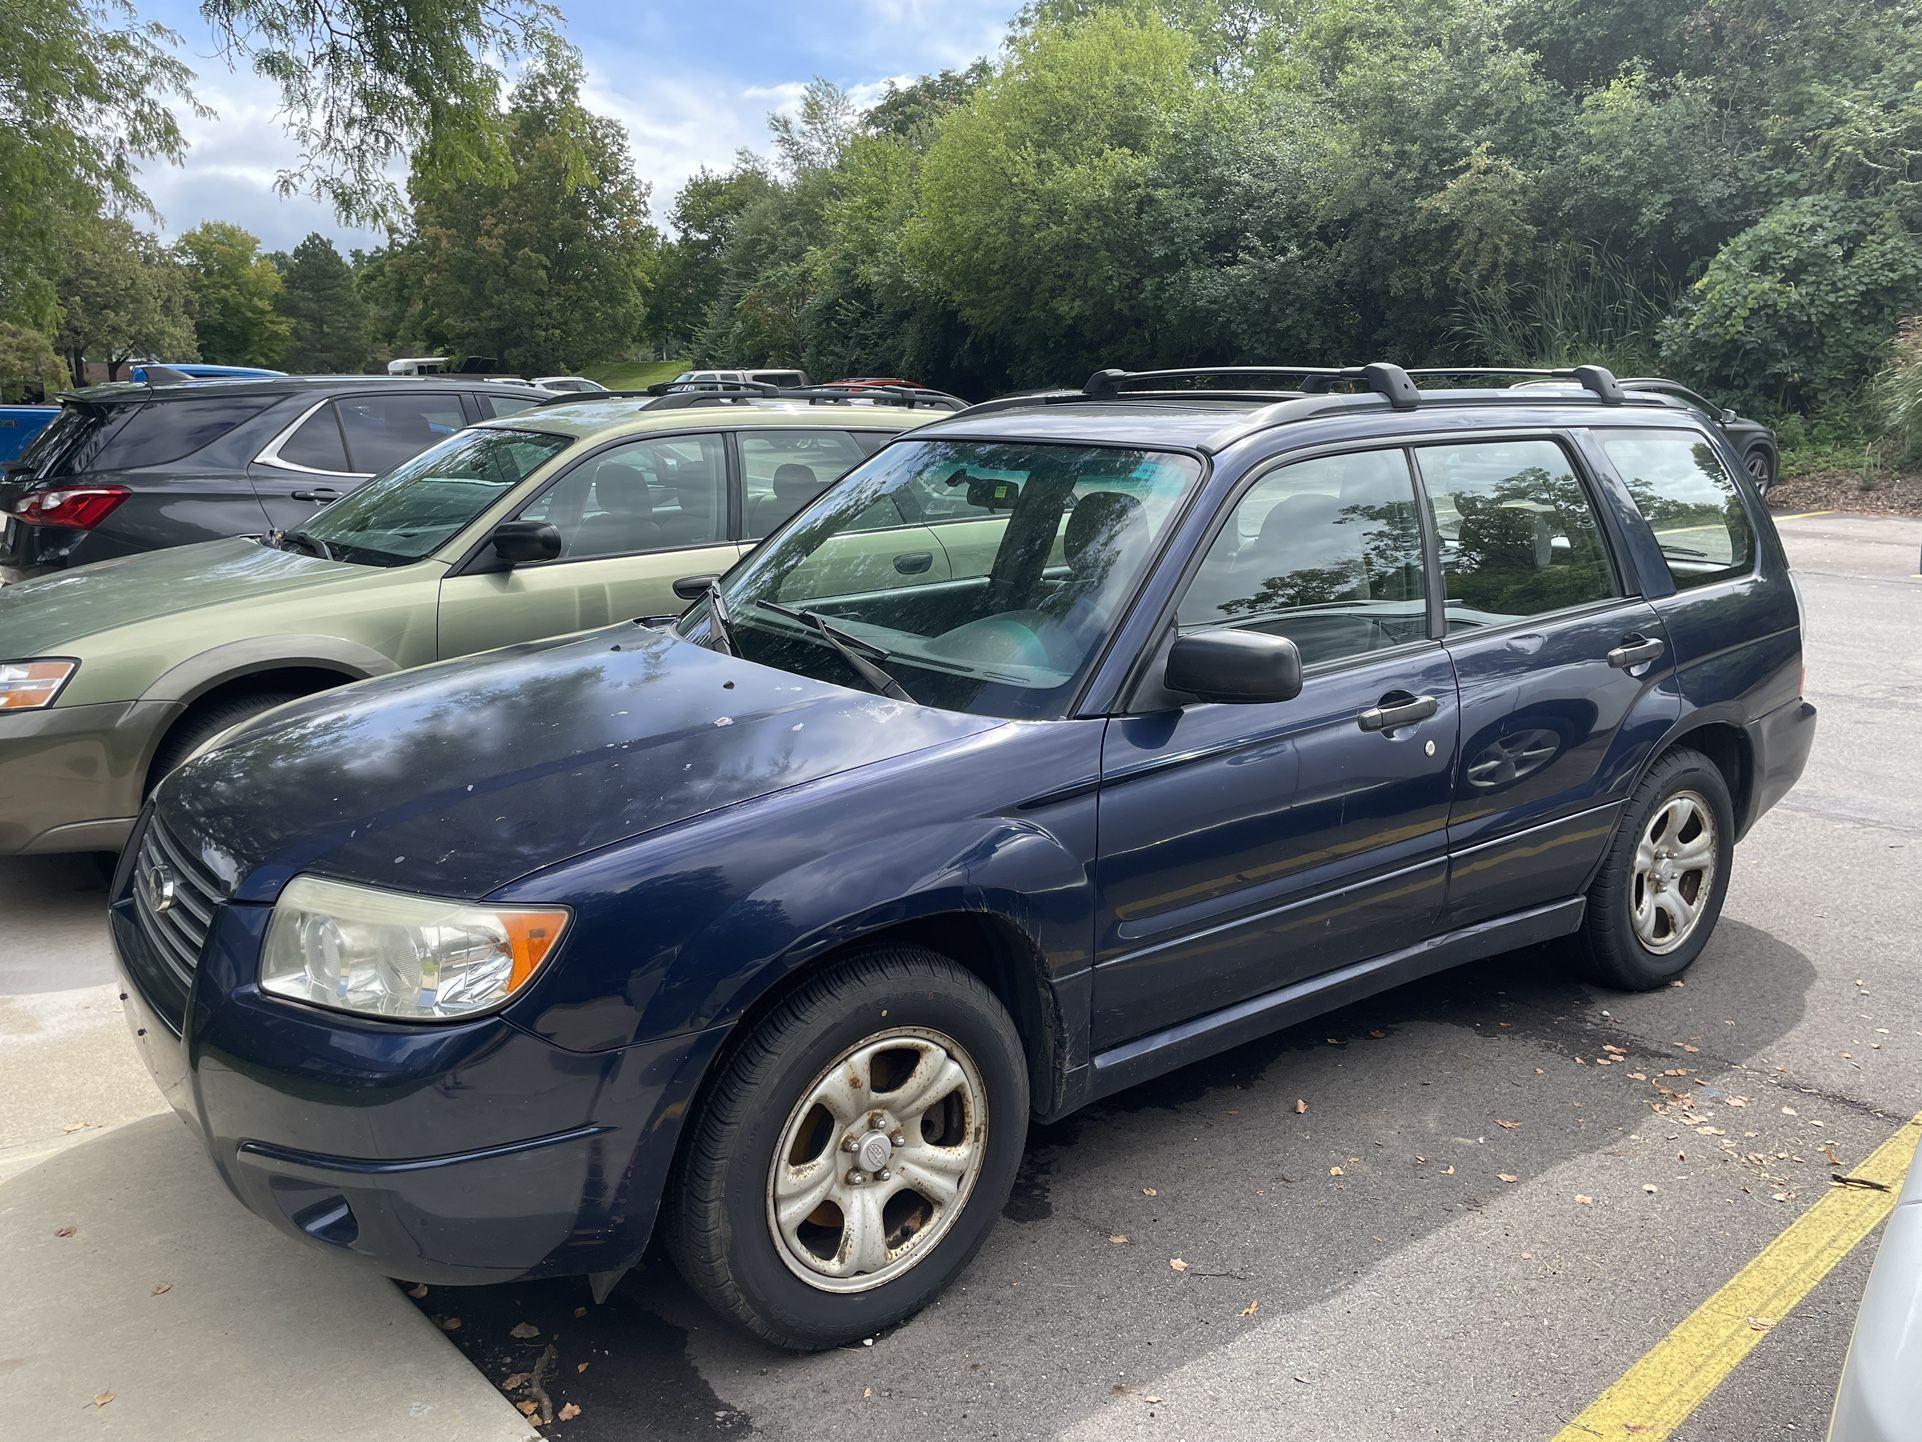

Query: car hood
[155,625,1003,902]
[0,537,375,653]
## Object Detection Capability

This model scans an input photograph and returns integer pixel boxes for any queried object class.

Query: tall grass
[1452,244,1679,376]
[1874,316,1922,468]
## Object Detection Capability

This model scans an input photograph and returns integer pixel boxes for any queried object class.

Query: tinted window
[1178,449,1429,667]
[478,394,540,419]
[93,397,273,470]
[1600,428,1756,589]
[337,392,469,474]
[275,403,351,472]
[741,430,868,538]
[1416,439,1615,630]
[304,428,570,567]
[520,433,725,560]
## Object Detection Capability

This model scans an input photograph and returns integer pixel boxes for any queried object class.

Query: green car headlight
[260,876,570,1021]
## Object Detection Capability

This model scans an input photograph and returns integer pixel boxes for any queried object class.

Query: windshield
[304,427,571,567]
[684,438,1201,720]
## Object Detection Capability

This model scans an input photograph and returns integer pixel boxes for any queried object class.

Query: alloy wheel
[1631,789,1718,955]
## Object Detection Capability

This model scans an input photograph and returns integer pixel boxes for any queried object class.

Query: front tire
[665,946,1029,1350]
[1577,746,1735,989]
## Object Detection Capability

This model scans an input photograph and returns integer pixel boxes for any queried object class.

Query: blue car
[0,404,57,463]
[112,363,1815,1348]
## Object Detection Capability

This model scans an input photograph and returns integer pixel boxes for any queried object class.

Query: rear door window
[740,430,868,538]
[478,393,540,419]
[274,403,352,472]
[1598,428,1756,589]
[337,393,469,475]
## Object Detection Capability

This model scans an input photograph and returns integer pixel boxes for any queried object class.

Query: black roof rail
[790,382,968,411]
[1403,365,1625,405]
[1082,363,1421,410]
[531,379,969,415]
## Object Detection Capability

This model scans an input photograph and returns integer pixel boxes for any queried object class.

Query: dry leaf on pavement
[1169,1258,1189,1273]
[93,1392,114,1408]
[1329,1166,1344,1176]
[1109,1234,1128,1245]
[559,1403,582,1421]
[509,1321,541,1339]
[1574,1194,1593,1205]
[151,1282,171,1296]
[1294,1099,1307,1114]
[438,1317,462,1332]
[1144,1395,1163,1404]
[516,1401,539,1417]
[1240,1299,1259,1317]
[406,1283,428,1299]
[1440,1165,1455,1176]
[573,1306,587,1318]
[1643,1184,1659,1194]
[1495,1120,1520,1129]
[54,1226,75,1238]
[1680,1043,1700,1053]
[1497,1174,1519,1184]
[500,1374,529,1392]
[577,1362,588,1373]
[1142,1187,1157,1197]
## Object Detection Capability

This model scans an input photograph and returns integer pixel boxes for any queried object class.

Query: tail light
[13,485,131,530]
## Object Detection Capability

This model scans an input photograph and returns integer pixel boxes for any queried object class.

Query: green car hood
[0,538,374,653]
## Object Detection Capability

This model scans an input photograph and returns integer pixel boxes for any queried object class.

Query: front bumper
[0,699,181,854]
[1742,694,1817,837]
[111,876,728,1286]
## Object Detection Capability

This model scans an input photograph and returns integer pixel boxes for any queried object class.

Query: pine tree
[274,234,374,372]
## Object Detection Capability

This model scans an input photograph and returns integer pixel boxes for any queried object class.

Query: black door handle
[291,489,340,503]
[893,551,934,575]
[1607,634,1665,669]
[1358,692,1438,733]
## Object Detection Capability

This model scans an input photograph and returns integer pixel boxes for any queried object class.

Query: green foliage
[1874,318,1922,467]
[53,215,197,379]
[272,235,374,373]
[378,43,654,375]
[176,221,291,367]
[0,322,70,400]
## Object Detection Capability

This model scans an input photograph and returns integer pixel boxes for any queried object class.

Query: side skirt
[1074,897,1585,1110]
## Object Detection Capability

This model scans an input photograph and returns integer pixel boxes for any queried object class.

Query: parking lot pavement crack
[1767,799,1922,839]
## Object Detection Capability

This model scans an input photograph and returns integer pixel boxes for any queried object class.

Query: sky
[131,0,1022,255]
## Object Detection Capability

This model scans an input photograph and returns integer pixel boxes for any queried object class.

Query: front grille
[130,821,225,993]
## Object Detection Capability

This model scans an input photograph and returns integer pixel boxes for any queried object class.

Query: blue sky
[133,0,1020,254]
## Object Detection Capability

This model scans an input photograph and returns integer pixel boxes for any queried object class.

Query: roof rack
[533,380,968,414]
[1084,364,1422,410]
[1403,366,1625,405]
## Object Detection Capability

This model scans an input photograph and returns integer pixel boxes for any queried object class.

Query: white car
[532,376,607,394]
[669,367,812,391]
[1829,1146,1922,1440]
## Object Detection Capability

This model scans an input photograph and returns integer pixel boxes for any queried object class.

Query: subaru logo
[141,860,177,915]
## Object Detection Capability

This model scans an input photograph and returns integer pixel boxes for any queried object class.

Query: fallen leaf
[500,1374,529,1391]
[1142,1187,1158,1197]
[1368,1028,1388,1039]
[1643,1184,1659,1194]
[509,1321,540,1339]
[1680,1043,1700,1054]
[151,1282,171,1296]
[1329,1166,1344,1177]
[93,1392,114,1408]
[1782,1106,1798,1116]
[1294,1098,1308,1115]
[1520,1251,1532,1260]
[1747,1316,1773,1332]
[1603,1045,1627,1055]
[62,1121,90,1133]
[1110,1234,1129,1245]
[406,1283,428,1299]
[1574,1194,1593,1205]
[1144,1394,1163,1405]
[863,1386,873,1399]
[1663,1068,1691,1077]
[1628,1071,1648,1081]
[1240,1298,1259,1317]
[1823,1144,1841,1167]
[1725,1096,1748,1107]
[1495,1120,1520,1129]
[1169,1258,1189,1272]
[573,1306,587,1318]
[1497,1173,1519,1184]
[54,1226,75,1238]
[516,1401,539,1418]
[577,1362,588,1374]
[1441,1165,1455,1176]
[559,1403,581,1422]
[438,1316,462,1332]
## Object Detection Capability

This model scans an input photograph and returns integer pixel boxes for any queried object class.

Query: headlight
[0,659,78,710]
[261,875,570,1021]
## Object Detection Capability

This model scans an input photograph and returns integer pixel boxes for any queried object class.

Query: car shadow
[415,919,1820,1441]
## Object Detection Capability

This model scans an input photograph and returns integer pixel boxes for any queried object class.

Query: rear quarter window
[1599,428,1756,589]
[92,396,274,469]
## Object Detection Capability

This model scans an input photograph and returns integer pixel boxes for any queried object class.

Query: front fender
[142,633,400,706]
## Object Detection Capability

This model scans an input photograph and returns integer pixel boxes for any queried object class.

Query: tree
[769,79,857,176]
[0,323,69,401]
[395,43,654,374]
[274,234,373,372]
[52,216,197,381]
[649,156,778,353]
[176,222,291,367]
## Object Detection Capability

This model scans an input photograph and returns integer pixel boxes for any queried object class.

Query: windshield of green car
[303,427,572,566]
[683,438,1202,720]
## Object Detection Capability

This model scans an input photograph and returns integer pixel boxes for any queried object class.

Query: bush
[1874,317,1922,468]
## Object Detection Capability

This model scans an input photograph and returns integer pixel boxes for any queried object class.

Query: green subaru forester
[0,392,949,855]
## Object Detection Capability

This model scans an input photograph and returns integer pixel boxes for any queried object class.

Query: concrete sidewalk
[0,856,536,1442]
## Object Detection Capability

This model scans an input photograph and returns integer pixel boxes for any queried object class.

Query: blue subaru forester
[113,364,1815,1349]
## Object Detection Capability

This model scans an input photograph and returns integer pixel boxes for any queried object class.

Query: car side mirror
[1720,408,1738,425]
[491,519,562,565]
[672,573,719,601]
[1166,630,1303,705]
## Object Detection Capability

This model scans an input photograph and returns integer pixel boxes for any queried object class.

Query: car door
[249,396,370,529]
[435,432,743,658]
[1092,446,1461,1048]
[1413,436,1680,928]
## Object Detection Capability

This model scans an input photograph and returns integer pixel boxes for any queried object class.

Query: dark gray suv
[0,376,551,581]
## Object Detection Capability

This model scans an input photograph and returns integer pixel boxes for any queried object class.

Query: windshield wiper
[273,528,333,560]
[703,580,738,657]
[750,599,915,703]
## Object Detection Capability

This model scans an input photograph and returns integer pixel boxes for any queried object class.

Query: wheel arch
[1640,715,1756,835]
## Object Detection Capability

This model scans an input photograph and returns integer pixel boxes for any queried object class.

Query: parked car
[0,375,551,582]
[532,376,608,394]
[1828,1139,1922,1442]
[0,391,937,856]
[0,404,57,463]
[130,363,287,382]
[114,361,1814,1350]
[1510,374,1779,494]
[670,366,812,390]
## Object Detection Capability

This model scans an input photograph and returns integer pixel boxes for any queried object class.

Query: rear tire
[1577,746,1734,989]
[146,690,305,793]
[665,945,1028,1350]
[1744,447,1776,496]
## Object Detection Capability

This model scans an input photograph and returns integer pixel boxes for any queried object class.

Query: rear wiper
[703,580,738,656]
[273,528,333,560]
[750,599,915,703]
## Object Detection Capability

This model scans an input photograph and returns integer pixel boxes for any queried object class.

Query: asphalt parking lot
[3,510,1917,1442]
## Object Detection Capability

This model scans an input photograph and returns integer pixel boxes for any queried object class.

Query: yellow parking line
[1771,510,1834,521]
[1550,1112,1922,1442]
